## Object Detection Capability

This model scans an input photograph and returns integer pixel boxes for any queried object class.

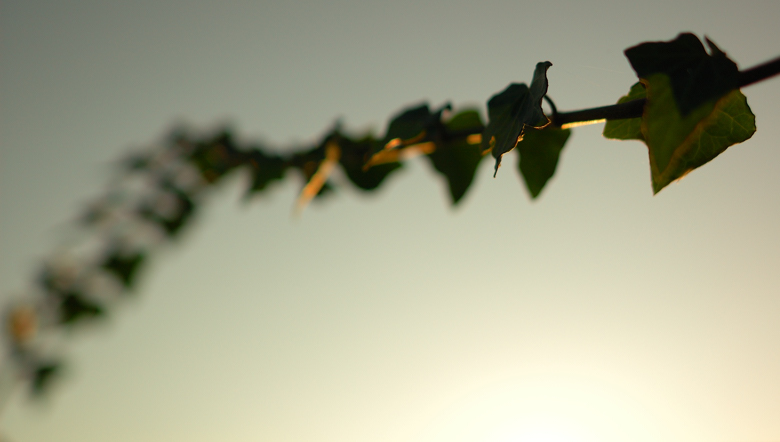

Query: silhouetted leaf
[517,125,571,199]
[120,152,152,172]
[295,141,341,213]
[625,33,739,115]
[139,182,197,237]
[188,131,244,184]
[383,103,451,145]
[56,292,104,324]
[641,74,755,193]
[603,82,646,141]
[338,135,402,191]
[383,104,432,144]
[37,266,60,293]
[370,103,451,161]
[244,149,287,197]
[426,110,485,204]
[482,61,552,176]
[31,362,62,397]
[102,252,146,289]
[291,145,334,201]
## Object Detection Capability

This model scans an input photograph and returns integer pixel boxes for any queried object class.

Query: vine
[2,32,779,408]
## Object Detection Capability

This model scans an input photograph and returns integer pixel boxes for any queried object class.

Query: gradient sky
[3,1,780,441]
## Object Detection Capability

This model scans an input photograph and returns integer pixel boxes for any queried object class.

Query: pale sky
[2,1,780,441]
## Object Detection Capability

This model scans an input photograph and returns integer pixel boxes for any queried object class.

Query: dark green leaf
[57,292,105,324]
[291,144,334,200]
[426,110,485,204]
[31,362,62,397]
[642,73,755,193]
[188,130,244,184]
[338,135,402,191]
[517,125,571,198]
[372,103,451,159]
[244,149,287,198]
[120,152,152,172]
[383,104,432,144]
[102,252,146,289]
[482,61,552,176]
[625,33,739,115]
[139,182,197,237]
[603,82,646,141]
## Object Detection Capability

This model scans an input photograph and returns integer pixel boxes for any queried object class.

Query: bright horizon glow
[420,376,659,442]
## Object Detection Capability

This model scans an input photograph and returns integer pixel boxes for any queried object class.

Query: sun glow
[419,375,658,442]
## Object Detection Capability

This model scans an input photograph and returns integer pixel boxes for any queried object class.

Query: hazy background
[2,1,780,441]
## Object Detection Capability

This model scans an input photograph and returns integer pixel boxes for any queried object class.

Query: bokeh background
[3,1,780,441]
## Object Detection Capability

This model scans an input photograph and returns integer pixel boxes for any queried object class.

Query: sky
[2,1,780,441]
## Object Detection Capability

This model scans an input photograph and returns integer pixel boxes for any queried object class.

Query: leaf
[383,104,434,145]
[102,251,146,289]
[603,82,646,141]
[31,362,62,397]
[369,103,451,162]
[295,141,341,214]
[482,61,552,176]
[641,73,755,193]
[338,135,402,191]
[57,292,105,324]
[138,181,197,238]
[516,125,571,198]
[282,143,337,216]
[188,131,244,184]
[383,103,451,146]
[244,149,287,198]
[425,110,485,204]
[625,33,739,115]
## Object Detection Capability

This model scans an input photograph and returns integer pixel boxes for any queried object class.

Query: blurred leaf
[291,145,334,201]
[56,292,104,325]
[31,361,62,397]
[102,252,146,289]
[338,135,402,191]
[244,149,287,198]
[295,141,341,213]
[517,125,571,199]
[625,33,739,115]
[603,82,646,141]
[426,110,485,204]
[383,104,432,144]
[188,130,244,184]
[370,103,451,160]
[139,182,197,237]
[120,152,152,172]
[482,61,552,176]
[642,73,755,193]
[37,266,60,293]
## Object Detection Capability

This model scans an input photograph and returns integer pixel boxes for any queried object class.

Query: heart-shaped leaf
[425,110,485,204]
[641,73,755,193]
[603,82,646,141]
[338,134,402,191]
[516,125,571,198]
[621,33,755,193]
[370,103,451,160]
[244,150,287,198]
[102,251,146,289]
[482,61,552,176]
[625,33,739,115]
[31,361,62,397]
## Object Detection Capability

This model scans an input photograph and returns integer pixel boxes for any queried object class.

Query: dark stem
[551,99,645,127]
[549,53,780,128]
[738,54,780,88]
